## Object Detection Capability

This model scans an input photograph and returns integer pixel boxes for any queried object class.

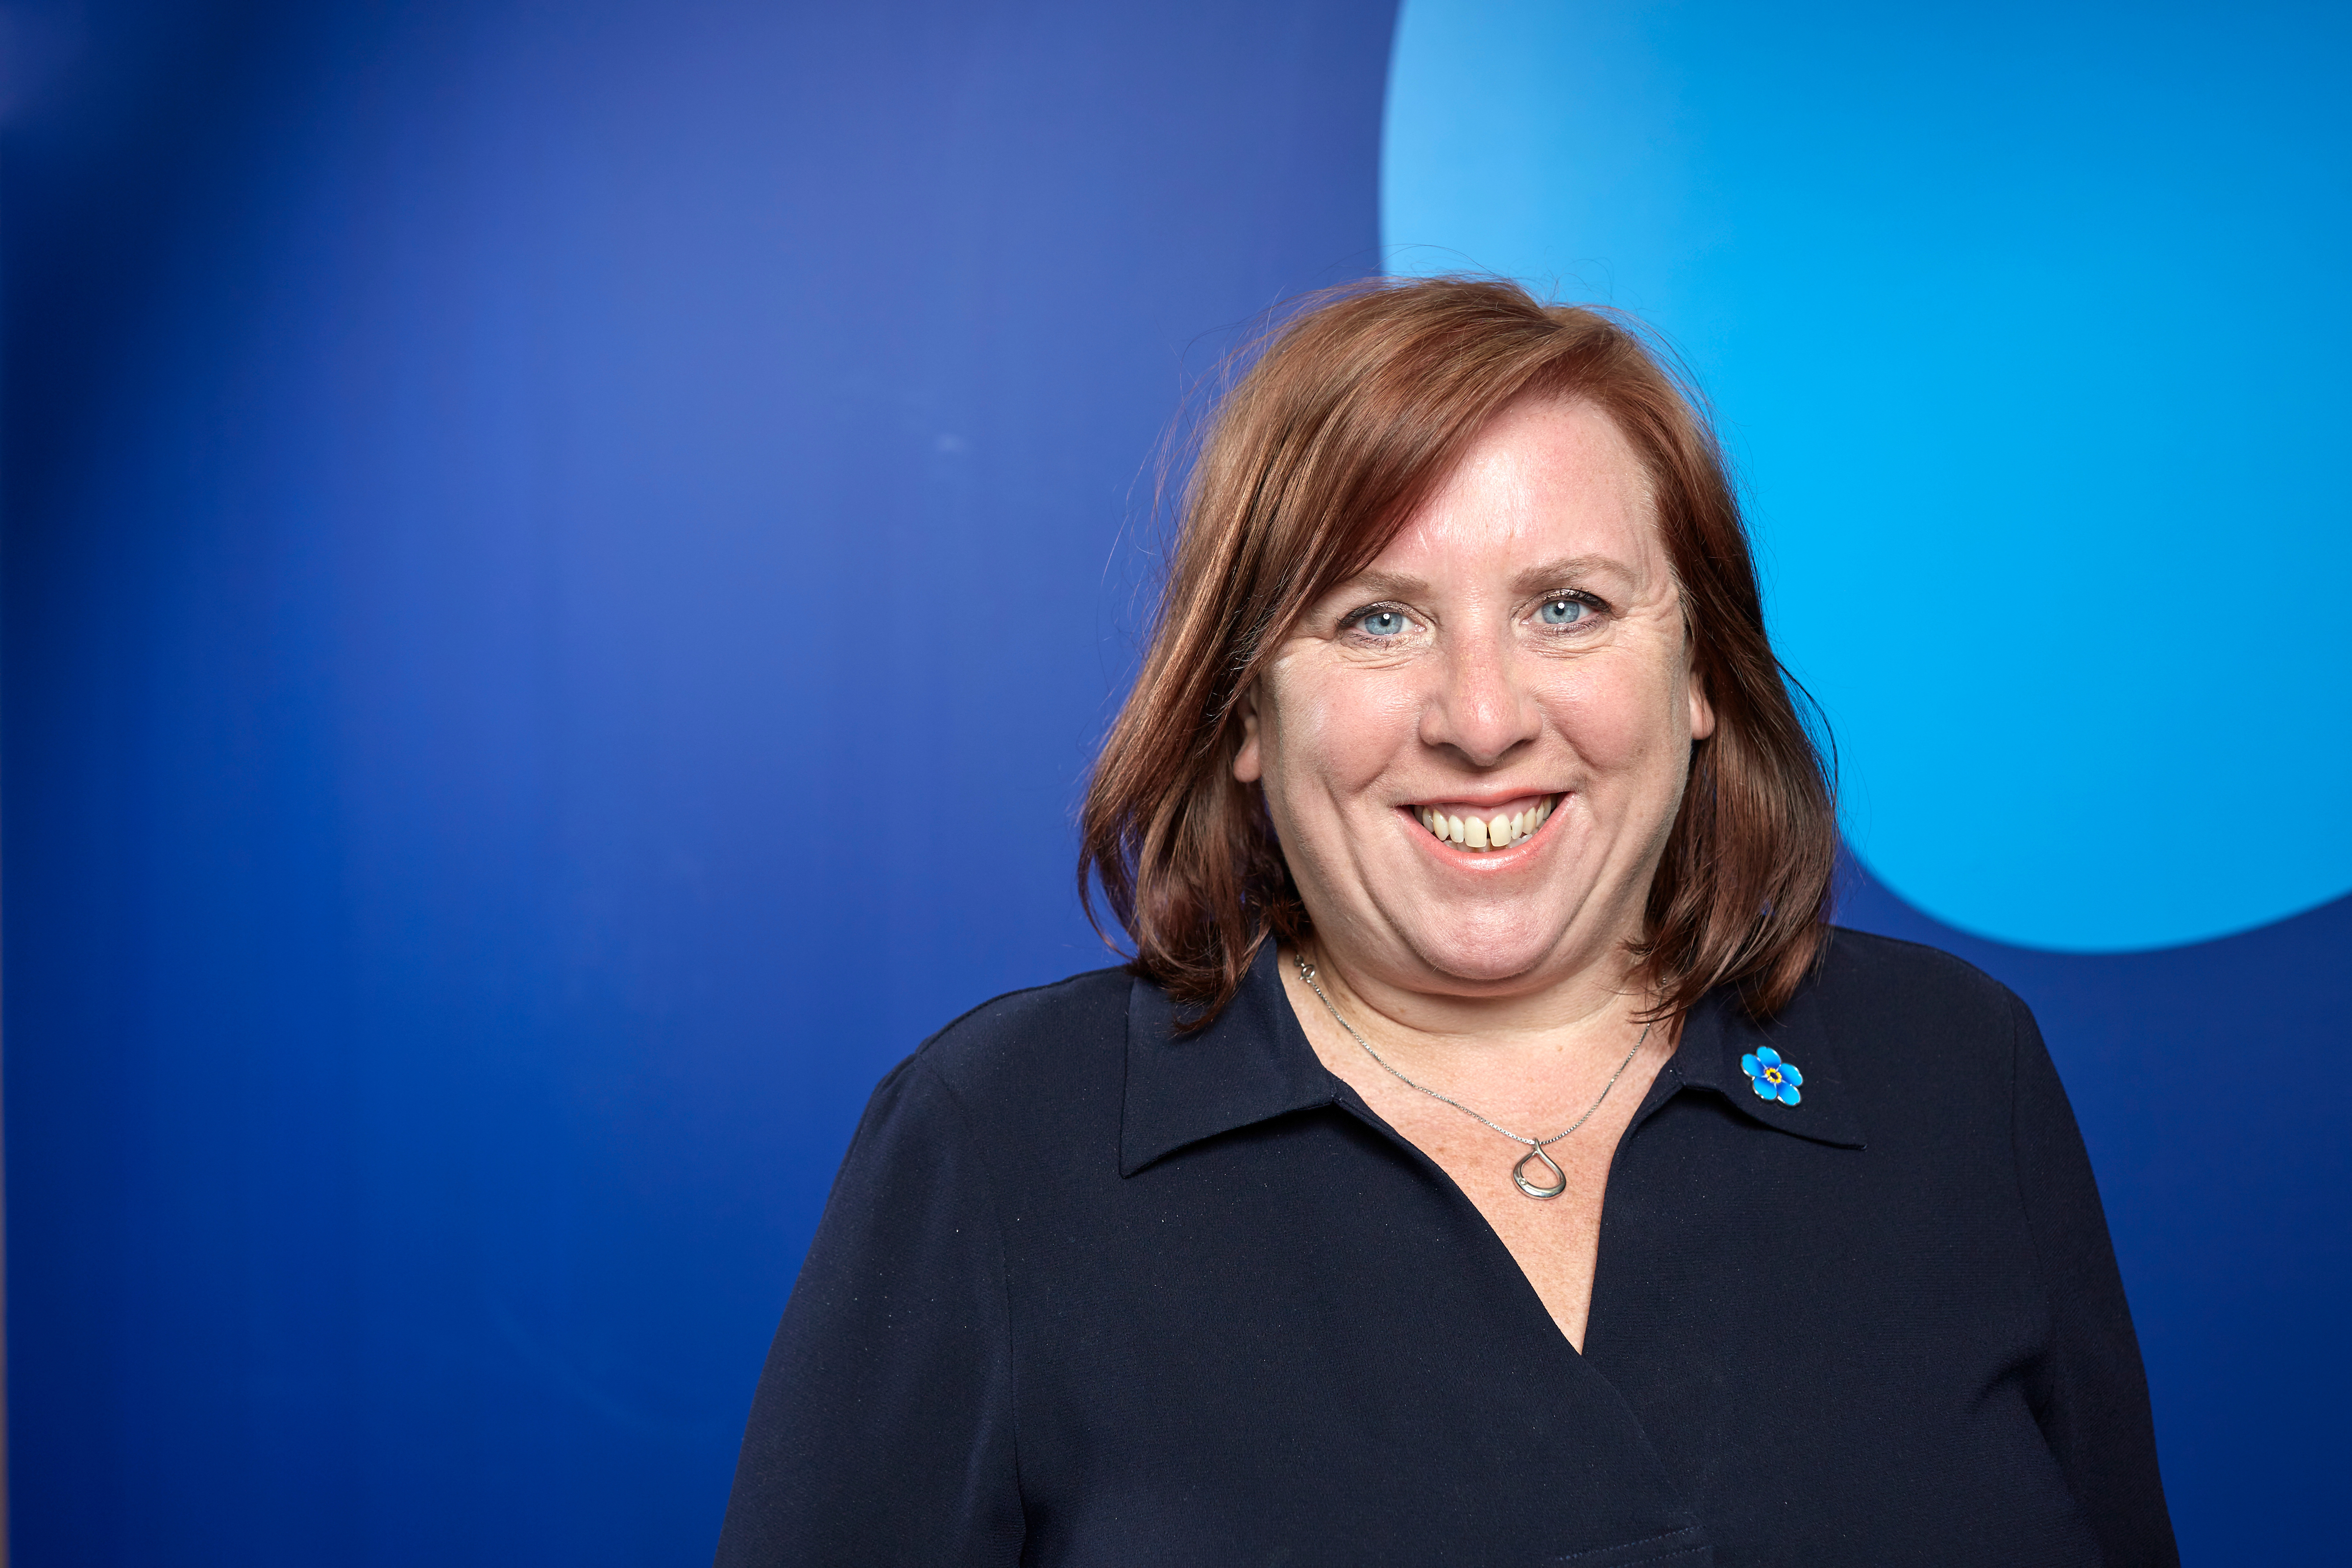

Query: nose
[1418,630,1541,767]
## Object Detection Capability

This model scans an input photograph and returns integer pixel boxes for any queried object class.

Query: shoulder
[1810,924,2028,1035]
[1796,926,2040,1144]
[823,965,1138,1218]
[889,962,1136,1119]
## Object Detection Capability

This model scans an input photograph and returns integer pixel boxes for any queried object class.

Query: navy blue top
[715,929,2176,1567]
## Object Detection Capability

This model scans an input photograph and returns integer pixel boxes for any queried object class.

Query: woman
[715,278,2176,1566]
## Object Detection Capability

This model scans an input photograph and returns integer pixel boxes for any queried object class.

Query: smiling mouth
[1411,794,1561,853]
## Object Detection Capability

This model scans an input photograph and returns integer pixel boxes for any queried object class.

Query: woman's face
[1234,396,1714,999]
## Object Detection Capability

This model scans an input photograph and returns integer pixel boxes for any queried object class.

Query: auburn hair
[1079,275,1835,1027]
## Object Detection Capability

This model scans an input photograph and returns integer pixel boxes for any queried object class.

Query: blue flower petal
[1750,1074,1780,1101]
[1755,1046,1783,1068]
[1740,1053,1761,1079]
[1778,1083,1803,1106]
[1782,1061,1805,1088]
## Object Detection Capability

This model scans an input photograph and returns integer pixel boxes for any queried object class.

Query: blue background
[1385,0,2352,953]
[3,1,2342,1563]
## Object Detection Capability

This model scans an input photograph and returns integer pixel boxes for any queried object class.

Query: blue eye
[1539,597,1588,626]
[1357,610,1410,637]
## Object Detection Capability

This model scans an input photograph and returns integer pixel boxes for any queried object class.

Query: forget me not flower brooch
[1740,1046,1804,1106]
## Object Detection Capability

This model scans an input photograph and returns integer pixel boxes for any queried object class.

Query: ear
[1231,682,1265,783]
[1686,670,1716,742]
[1676,601,1717,742]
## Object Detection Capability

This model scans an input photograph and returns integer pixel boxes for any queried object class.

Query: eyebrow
[1510,554,1638,595]
[1327,555,1639,605]
[1334,569,1431,602]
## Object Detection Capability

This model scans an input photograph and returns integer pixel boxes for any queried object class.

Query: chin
[1392,909,1569,989]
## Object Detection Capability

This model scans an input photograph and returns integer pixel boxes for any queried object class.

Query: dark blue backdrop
[3,2,2342,1564]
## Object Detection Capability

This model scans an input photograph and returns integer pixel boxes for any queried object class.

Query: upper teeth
[1417,797,1553,851]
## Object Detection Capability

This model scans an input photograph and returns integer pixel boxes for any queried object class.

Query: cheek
[1544,656,1693,771]
[1262,667,1423,801]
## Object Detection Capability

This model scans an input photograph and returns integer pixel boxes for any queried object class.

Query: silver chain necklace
[1295,951,1650,1200]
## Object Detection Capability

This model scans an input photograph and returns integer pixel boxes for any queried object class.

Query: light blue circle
[1383,0,2352,951]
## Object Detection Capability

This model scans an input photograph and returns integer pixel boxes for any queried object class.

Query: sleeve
[2008,994,2180,1568]
[714,1055,1025,1567]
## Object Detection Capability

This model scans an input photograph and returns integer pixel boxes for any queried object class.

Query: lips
[1411,794,1560,852]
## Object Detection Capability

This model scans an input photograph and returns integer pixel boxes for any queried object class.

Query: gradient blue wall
[4,2,2342,1564]
[3,2,1391,1560]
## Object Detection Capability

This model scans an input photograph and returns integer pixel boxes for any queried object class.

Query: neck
[1289,932,1656,1069]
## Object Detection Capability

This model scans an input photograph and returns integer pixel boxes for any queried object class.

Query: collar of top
[1120,941,1864,1178]
[1665,978,1867,1150]
[1120,941,1342,1177]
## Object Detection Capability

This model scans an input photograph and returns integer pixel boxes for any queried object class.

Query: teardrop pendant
[1511,1143,1568,1200]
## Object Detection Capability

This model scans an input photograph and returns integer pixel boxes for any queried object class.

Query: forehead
[1372,396,1660,574]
